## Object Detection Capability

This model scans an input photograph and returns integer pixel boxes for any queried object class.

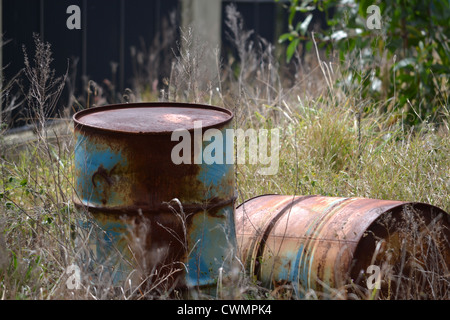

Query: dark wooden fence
[3,0,178,127]
[1,0,322,128]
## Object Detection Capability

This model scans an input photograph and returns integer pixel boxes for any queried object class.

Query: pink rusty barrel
[235,194,450,297]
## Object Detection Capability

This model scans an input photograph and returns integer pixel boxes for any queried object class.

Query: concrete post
[181,0,222,85]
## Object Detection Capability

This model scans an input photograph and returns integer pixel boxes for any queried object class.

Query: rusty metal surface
[73,102,234,210]
[74,104,232,133]
[235,194,450,297]
[73,102,237,290]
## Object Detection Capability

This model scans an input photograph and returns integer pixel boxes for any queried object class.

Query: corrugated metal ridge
[238,234,360,243]
[253,195,318,278]
[73,196,237,215]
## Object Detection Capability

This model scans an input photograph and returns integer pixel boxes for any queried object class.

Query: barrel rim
[350,201,450,249]
[349,201,450,280]
[72,102,234,135]
[236,193,311,209]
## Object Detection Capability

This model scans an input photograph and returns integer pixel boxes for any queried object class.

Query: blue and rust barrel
[73,102,237,291]
[235,194,450,297]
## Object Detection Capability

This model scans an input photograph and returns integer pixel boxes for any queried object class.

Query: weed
[0,5,449,300]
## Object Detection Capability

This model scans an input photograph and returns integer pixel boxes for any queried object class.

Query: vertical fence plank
[43,0,83,115]
[2,0,40,127]
[2,0,289,128]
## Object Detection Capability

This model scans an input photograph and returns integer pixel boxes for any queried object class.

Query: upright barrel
[235,194,450,297]
[73,102,237,291]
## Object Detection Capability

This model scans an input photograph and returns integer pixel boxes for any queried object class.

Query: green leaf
[254,111,267,123]
[20,178,28,187]
[286,38,300,63]
[279,32,294,43]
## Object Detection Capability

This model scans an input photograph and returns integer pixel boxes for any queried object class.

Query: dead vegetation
[0,4,449,300]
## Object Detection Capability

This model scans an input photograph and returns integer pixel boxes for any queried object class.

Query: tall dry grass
[0,4,449,299]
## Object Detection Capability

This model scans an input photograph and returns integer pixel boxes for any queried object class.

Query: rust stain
[73,102,237,291]
[91,164,116,187]
[235,194,450,297]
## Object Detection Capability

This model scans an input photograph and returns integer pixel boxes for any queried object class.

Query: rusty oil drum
[235,194,450,297]
[73,102,237,290]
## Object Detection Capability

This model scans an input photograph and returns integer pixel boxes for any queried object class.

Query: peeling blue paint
[74,132,128,207]
[186,206,236,287]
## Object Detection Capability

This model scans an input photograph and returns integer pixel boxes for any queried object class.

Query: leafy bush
[279,0,450,125]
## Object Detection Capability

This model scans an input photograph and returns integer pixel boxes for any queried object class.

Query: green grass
[236,100,450,214]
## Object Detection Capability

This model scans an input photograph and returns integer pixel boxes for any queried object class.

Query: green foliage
[279,0,450,125]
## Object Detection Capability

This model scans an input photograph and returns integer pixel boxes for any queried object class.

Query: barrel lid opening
[73,102,233,134]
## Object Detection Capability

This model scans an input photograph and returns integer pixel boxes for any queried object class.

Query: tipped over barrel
[236,194,450,298]
[73,102,237,291]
